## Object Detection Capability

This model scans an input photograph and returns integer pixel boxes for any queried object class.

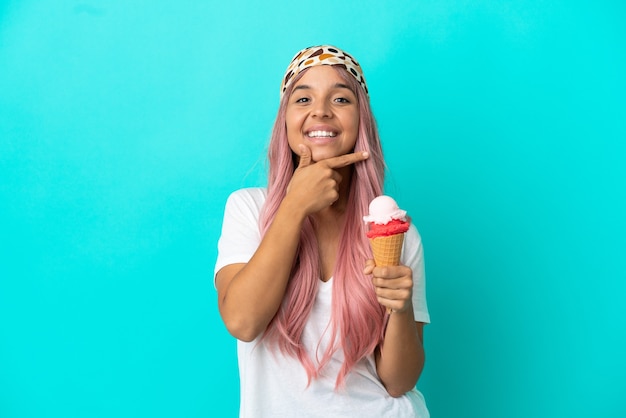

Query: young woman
[214,45,430,417]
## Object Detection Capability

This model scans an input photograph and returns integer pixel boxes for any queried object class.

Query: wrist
[388,301,414,319]
[277,195,308,224]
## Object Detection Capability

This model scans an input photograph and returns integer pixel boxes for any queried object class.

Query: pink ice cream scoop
[363,196,409,238]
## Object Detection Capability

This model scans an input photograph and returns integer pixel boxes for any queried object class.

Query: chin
[311,150,337,162]
[311,147,352,162]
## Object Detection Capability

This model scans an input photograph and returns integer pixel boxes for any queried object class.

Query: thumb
[297,144,312,168]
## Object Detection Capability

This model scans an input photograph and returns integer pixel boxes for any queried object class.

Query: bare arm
[216,146,369,341]
[216,196,307,341]
[365,261,425,397]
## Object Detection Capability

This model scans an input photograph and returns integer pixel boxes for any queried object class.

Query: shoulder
[226,187,267,209]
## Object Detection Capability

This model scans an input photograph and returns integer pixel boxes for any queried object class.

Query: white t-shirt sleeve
[214,188,267,283]
[402,224,430,324]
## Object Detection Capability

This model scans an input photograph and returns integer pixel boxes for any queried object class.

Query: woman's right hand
[286,144,369,215]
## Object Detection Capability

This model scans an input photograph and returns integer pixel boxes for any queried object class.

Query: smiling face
[285,66,360,163]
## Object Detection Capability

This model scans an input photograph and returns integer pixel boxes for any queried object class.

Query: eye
[334,97,350,104]
[296,97,310,103]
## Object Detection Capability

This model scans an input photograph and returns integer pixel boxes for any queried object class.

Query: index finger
[323,151,369,169]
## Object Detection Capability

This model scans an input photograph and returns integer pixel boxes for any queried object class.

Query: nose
[311,100,332,118]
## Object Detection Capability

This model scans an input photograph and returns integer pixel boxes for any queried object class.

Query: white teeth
[307,130,337,138]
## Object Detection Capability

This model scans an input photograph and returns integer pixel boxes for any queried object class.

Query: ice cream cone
[369,233,404,267]
[364,195,410,315]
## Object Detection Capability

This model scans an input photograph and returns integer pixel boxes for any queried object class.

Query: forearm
[218,197,306,341]
[376,307,425,397]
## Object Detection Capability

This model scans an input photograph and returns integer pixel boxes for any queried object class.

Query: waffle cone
[369,233,404,266]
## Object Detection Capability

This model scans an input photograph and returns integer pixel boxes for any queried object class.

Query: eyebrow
[293,83,353,92]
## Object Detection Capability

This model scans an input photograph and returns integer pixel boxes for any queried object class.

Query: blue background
[1,1,625,417]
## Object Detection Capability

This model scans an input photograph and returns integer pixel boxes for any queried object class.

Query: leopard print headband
[280,45,368,98]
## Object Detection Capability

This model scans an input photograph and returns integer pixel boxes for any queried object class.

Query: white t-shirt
[215,188,430,418]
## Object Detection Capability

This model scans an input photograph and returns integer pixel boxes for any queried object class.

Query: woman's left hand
[364,260,413,313]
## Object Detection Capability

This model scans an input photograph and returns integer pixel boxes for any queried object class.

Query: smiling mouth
[306,130,337,138]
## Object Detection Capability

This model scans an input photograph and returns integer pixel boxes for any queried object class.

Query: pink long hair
[259,66,388,388]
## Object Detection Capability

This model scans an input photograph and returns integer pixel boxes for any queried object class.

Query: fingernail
[362,151,369,158]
